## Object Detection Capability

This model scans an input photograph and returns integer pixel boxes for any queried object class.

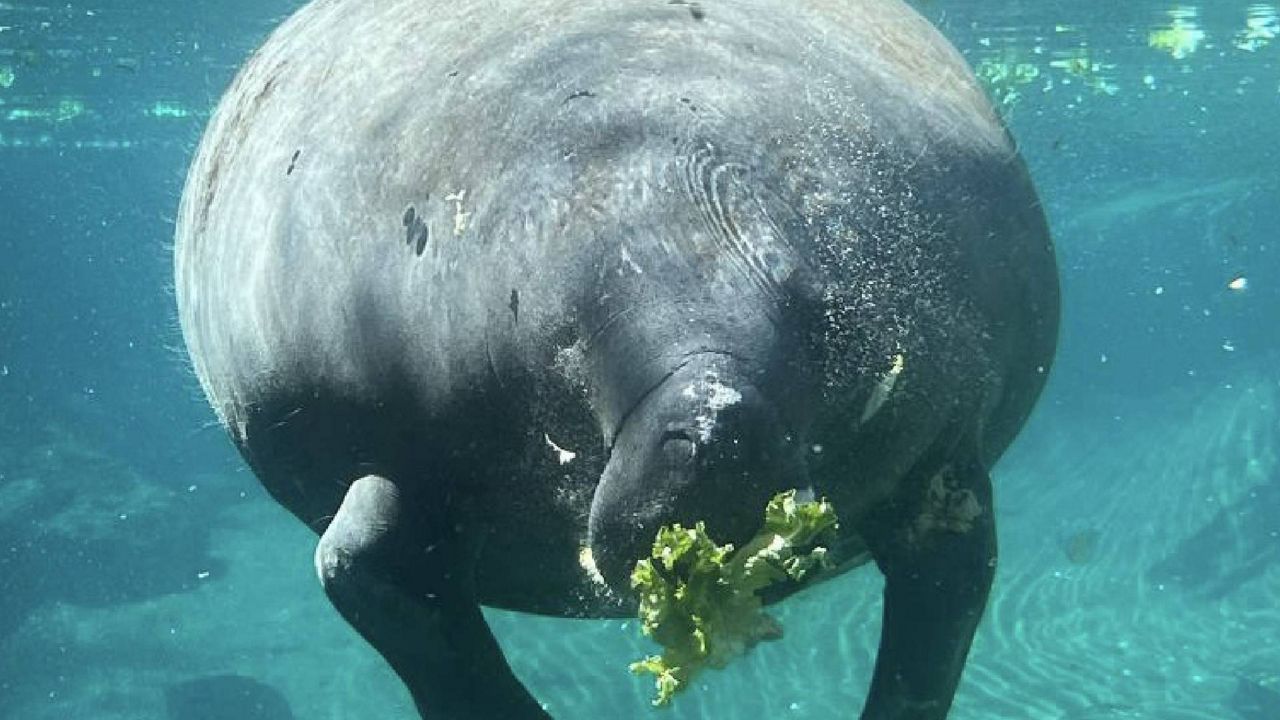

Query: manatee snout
[586,359,807,593]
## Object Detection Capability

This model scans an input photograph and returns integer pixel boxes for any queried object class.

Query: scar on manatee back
[286,148,300,175]
[668,0,706,20]
[402,202,431,256]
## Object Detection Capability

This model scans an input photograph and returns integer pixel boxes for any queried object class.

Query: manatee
[174,0,1059,717]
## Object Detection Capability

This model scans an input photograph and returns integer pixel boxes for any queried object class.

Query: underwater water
[1,0,1278,718]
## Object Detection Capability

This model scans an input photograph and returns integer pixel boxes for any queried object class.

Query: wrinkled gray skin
[175,0,1059,717]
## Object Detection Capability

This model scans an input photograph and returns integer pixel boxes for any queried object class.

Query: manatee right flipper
[315,474,550,720]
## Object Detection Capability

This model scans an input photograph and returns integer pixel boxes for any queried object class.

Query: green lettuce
[629,489,839,706]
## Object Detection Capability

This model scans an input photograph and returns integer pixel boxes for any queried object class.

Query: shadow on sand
[1148,471,1280,600]
[164,674,295,720]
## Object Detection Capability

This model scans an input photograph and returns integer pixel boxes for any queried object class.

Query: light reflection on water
[0,1,1275,148]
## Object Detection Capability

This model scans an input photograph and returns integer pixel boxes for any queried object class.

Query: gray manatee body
[175,0,1059,717]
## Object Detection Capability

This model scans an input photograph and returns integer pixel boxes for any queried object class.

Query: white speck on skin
[860,353,905,423]
[681,371,742,441]
[578,546,607,586]
[444,189,470,236]
[619,245,643,274]
[544,433,577,464]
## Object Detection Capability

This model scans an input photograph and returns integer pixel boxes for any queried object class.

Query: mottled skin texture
[175,0,1059,718]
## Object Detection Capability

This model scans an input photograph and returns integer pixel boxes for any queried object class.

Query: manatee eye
[660,428,698,465]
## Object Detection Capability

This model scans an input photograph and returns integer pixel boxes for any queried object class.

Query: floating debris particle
[1228,276,1249,291]
[0,65,14,88]
[544,433,577,464]
[860,353,905,423]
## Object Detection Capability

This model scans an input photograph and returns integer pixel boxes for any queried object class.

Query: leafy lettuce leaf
[629,490,839,706]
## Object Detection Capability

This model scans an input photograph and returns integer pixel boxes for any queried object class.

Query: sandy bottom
[2,377,1276,719]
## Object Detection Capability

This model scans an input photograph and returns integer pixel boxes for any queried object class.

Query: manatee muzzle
[586,358,807,594]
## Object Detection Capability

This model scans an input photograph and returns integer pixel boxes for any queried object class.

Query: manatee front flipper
[858,449,997,720]
[315,475,550,720]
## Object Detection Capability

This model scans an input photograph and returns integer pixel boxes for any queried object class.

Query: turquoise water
[1,1,1277,718]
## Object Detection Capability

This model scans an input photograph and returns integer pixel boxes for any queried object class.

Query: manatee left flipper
[315,474,551,720]
[858,448,997,720]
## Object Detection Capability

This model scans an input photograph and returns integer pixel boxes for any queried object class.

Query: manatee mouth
[585,357,808,594]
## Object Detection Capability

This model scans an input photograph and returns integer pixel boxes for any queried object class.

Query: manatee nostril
[660,425,701,464]
[660,425,698,442]
[662,436,697,466]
